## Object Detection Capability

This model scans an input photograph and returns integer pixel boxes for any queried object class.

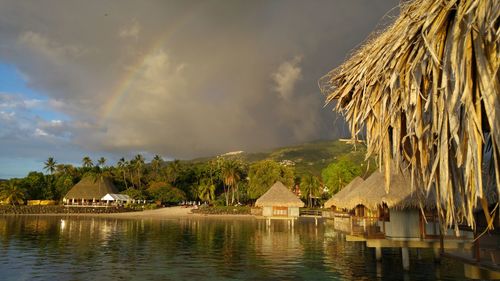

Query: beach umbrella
[319,0,499,229]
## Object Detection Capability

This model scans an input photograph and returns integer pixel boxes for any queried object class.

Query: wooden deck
[299,209,322,217]
[442,252,500,279]
[366,238,472,250]
[255,216,297,220]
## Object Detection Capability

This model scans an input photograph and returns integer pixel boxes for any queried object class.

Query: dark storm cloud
[0,0,400,160]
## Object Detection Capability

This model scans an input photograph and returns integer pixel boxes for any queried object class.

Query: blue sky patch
[0,62,69,121]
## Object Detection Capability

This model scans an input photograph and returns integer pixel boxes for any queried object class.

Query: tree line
[0,153,371,207]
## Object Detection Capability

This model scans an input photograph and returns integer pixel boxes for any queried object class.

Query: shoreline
[0,206,255,220]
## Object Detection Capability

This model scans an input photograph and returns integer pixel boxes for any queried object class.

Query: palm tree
[89,166,111,198]
[165,159,182,184]
[198,180,215,203]
[151,155,163,180]
[127,160,136,188]
[0,181,26,205]
[134,154,145,189]
[82,156,93,168]
[300,174,321,208]
[44,157,57,174]
[97,157,106,168]
[220,159,241,206]
[43,157,57,200]
[54,164,78,178]
[117,157,129,189]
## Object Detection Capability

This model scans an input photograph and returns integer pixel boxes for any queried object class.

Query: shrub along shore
[190,206,251,215]
[0,205,132,215]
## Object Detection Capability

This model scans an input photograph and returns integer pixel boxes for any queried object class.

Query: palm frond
[320,0,499,228]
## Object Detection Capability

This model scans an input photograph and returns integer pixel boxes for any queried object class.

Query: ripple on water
[0,216,469,281]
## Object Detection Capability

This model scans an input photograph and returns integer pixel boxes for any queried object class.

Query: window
[273,206,288,216]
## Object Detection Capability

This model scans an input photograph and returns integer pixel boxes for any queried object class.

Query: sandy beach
[103,206,195,218]
[67,206,255,220]
[0,206,255,219]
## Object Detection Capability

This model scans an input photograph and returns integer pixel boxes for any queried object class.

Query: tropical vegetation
[0,181,26,205]
[0,140,372,207]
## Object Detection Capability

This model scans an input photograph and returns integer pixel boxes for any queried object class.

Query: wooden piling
[402,247,410,270]
[375,247,382,262]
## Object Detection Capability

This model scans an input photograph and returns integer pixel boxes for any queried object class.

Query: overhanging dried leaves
[319,0,499,229]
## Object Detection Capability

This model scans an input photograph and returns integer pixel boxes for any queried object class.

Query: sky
[0,0,400,178]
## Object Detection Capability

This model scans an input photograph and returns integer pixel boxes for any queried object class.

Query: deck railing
[299,209,322,217]
[351,216,384,238]
[333,213,351,233]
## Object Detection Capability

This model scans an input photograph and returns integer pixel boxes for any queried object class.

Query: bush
[213,194,227,207]
[0,205,132,214]
[125,203,158,211]
[122,189,147,200]
[191,205,251,215]
[143,203,158,210]
[147,182,186,204]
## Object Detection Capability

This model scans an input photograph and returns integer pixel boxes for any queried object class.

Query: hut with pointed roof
[255,181,304,218]
[63,176,119,206]
[324,176,364,210]
[331,169,479,241]
[343,170,440,239]
[330,170,474,271]
[323,177,364,232]
[342,171,434,210]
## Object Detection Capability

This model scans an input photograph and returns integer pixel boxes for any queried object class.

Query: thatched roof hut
[319,0,499,227]
[255,181,304,207]
[65,176,118,201]
[342,171,435,211]
[324,177,364,209]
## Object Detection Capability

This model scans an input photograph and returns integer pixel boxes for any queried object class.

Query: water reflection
[0,216,467,281]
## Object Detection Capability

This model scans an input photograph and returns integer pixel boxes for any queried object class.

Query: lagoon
[0,216,467,281]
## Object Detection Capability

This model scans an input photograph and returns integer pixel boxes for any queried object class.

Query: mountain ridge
[188,139,368,176]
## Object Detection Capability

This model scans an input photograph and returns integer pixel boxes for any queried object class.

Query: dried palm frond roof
[64,176,118,200]
[341,170,435,211]
[255,181,305,207]
[319,0,499,228]
[324,176,364,209]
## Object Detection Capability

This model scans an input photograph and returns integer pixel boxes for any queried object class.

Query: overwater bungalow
[255,181,304,220]
[319,0,499,231]
[326,171,448,239]
[324,176,364,211]
[63,176,119,206]
[323,177,364,232]
[326,170,476,270]
[319,0,498,276]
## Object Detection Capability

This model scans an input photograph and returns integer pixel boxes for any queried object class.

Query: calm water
[0,216,468,281]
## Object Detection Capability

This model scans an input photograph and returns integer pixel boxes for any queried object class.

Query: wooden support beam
[402,247,410,271]
[433,247,441,263]
[375,247,382,262]
[464,264,500,280]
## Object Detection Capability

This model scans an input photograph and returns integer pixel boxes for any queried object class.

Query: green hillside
[192,140,370,177]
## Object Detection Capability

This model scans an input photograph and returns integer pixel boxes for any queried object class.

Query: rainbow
[100,3,206,122]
